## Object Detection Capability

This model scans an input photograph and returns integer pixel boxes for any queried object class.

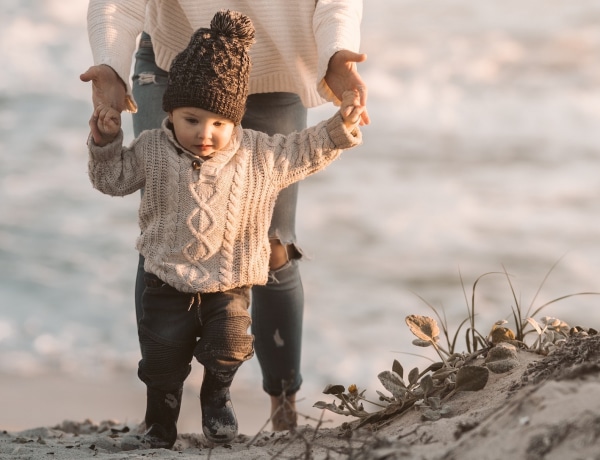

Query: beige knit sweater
[86,0,363,109]
[88,114,361,294]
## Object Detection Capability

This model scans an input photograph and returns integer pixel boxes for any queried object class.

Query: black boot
[200,368,238,444]
[143,386,182,448]
[122,387,182,450]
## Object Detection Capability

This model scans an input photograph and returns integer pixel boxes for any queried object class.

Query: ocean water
[2,0,600,413]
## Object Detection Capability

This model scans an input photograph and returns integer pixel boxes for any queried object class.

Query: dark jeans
[132,33,306,396]
[137,272,253,391]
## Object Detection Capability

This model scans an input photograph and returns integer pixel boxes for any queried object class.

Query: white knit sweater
[88,114,361,293]
[86,0,363,108]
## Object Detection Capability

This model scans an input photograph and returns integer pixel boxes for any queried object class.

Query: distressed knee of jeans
[137,72,157,85]
[272,328,286,347]
[267,256,299,284]
[271,236,303,261]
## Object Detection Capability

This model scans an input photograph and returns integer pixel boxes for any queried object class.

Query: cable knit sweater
[86,0,363,109]
[88,113,361,294]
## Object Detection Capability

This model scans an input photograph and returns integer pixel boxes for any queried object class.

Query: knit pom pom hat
[162,10,255,125]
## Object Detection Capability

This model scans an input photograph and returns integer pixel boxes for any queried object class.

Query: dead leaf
[406,315,440,342]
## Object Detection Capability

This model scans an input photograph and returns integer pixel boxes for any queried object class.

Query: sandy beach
[2,333,599,459]
[2,1,600,458]
[1,358,356,439]
[1,364,271,436]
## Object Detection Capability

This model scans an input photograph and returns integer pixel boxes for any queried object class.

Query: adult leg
[131,33,169,324]
[242,93,307,430]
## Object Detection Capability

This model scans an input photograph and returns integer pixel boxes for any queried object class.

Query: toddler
[87,10,363,448]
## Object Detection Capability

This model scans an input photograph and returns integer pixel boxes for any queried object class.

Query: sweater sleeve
[313,0,363,103]
[261,111,362,190]
[88,130,146,197]
[86,0,147,101]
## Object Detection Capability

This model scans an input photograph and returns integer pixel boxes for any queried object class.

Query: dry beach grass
[2,321,599,459]
[3,265,600,459]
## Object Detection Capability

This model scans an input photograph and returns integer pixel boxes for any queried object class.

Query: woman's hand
[325,50,370,125]
[80,65,134,112]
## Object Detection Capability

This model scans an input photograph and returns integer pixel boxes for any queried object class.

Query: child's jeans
[132,33,307,397]
[137,272,254,391]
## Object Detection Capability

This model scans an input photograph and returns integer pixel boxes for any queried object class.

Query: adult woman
[80,0,369,431]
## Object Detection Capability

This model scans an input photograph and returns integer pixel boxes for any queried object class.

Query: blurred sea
[1,0,600,425]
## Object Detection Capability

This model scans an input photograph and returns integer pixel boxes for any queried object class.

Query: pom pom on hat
[210,9,255,47]
[162,10,255,124]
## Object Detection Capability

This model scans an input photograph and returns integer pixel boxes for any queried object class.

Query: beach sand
[2,334,599,459]
[1,364,271,436]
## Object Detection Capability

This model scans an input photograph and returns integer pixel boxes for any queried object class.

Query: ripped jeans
[132,33,306,396]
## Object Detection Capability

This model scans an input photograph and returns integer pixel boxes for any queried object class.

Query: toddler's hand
[340,90,365,131]
[89,103,121,146]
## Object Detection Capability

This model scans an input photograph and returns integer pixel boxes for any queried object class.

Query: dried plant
[314,263,599,432]
[315,313,491,429]
[503,258,599,342]
[459,270,506,353]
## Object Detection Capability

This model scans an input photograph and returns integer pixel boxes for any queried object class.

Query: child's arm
[252,90,363,190]
[89,103,121,146]
[339,89,366,132]
[87,103,145,197]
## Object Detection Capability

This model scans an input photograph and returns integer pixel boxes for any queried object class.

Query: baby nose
[197,123,211,138]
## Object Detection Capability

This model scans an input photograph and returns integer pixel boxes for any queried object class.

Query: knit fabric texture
[162,10,255,124]
[88,113,361,294]
[86,0,363,109]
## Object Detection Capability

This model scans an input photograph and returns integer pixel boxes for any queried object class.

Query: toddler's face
[169,107,235,158]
